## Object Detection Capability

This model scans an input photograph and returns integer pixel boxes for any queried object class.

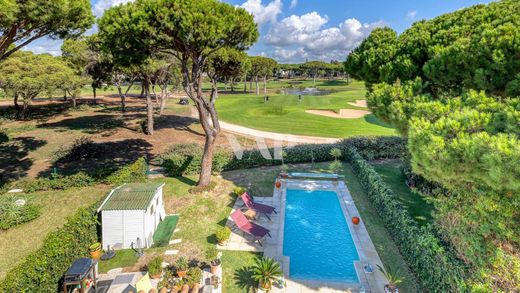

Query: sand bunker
[305,109,371,119]
[348,99,368,108]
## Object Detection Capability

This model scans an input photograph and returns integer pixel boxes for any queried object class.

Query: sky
[24,0,493,63]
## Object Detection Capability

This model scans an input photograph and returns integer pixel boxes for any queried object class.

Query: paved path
[190,107,340,144]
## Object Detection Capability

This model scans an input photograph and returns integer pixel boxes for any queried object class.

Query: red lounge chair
[241,192,277,220]
[230,210,271,246]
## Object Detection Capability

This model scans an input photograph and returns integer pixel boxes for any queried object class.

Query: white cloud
[239,0,283,26]
[290,0,298,9]
[407,10,417,20]
[266,12,384,62]
[93,0,135,18]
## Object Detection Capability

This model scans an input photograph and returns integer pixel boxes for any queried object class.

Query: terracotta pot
[177,270,187,278]
[159,287,168,293]
[352,216,360,225]
[88,245,102,260]
[275,181,281,188]
[190,284,200,293]
[210,264,220,275]
[150,272,162,279]
[259,280,271,291]
[180,284,190,293]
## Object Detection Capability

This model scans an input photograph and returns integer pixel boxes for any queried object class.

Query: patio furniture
[63,258,97,293]
[230,210,271,246]
[241,193,277,220]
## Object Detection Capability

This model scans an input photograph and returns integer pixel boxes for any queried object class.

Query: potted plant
[206,247,222,275]
[148,256,164,279]
[88,242,102,260]
[175,257,189,278]
[251,257,283,292]
[215,227,231,246]
[377,264,404,293]
[185,267,202,288]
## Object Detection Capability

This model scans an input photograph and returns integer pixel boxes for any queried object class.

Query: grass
[221,251,262,293]
[98,249,141,273]
[216,80,395,138]
[371,160,435,225]
[152,215,180,247]
[0,184,111,279]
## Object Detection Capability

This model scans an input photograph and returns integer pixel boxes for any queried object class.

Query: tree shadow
[234,266,258,293]
[0,137,47,181]
[39,114,135,134]
[154,115,202,136]
[364,114,394,128]
[39,138,153,177]
[0,103,72,121]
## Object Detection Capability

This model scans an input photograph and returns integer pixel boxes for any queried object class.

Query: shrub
[0,195,40,230]
[105,157,148,185]
[215,227,231,244]
[13,172,96,193]
[175,257,189,271]
[185,267,202,287]
[54,137,106,163]
[344,146,466,291]
[0,129,8,143]
[0,204,99,291]
[160,137,406,175]
[148,256,163,276]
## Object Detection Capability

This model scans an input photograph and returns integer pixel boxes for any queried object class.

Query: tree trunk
[68,90,77,108]
[152,84,158,105]
[199,133,216,186]
[117,85,126,112]
[263,76,267,96]
[144,78,154,135]
[313,72,316,85]
[139,85,145,98]
[21,98,30,119]
[224,77,228,91]
[255,76,259,95]
[63,91,67,101]
[250,79,252,91]
[230,79,235,92]
[159,87,167,116]
[14,93,19,111]
[244,75,247,93]
[92,86,97,104]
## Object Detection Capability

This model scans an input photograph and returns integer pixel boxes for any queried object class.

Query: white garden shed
[98,183,166,249]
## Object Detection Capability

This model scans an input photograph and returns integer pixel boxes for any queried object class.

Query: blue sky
[25,0,492,63]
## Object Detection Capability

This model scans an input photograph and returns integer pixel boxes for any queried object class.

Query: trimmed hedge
[0,204,99,292]
[344,146,466,292]
[160,136,406,176]
[9,157,148,193]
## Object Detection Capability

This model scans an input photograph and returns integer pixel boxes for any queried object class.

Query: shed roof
[99,183,164,211]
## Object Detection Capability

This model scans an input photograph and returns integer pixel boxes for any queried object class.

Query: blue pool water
[283,189,360,283]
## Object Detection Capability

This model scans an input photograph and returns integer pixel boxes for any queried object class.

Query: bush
[0,129,8,144]
[0,204,99,291]
[160,137,406,176]
[54,137,106,163]
[215,227,231,244]
[148,256,163,276]
[0,195,40,230]
[344,146,466,291]
[13,172,96,193]
[185,267,202,287]
[105,157,148,185]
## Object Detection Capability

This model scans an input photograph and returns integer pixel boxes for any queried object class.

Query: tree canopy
[0,0,94,61]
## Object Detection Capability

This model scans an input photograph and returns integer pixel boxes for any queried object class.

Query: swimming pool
[283,188,360,283]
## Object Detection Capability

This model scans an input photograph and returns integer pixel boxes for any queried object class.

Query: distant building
[98,183,166,249]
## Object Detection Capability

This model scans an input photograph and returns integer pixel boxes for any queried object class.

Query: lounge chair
[241,192,277,220]
[230,210,271,246]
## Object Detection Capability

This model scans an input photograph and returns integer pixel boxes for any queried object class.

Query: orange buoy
[275,181,281,188]
[352,216,360,225]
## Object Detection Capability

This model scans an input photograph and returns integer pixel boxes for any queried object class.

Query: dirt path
[305,108,370,119]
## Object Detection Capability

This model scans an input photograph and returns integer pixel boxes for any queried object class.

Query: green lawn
[371,160,435,225]
[216,81,395,138]
[0,185,111,279]
[98,249,141,273]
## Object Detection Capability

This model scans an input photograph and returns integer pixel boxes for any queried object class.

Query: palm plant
[251,257,283,292]
[377,264,404,292]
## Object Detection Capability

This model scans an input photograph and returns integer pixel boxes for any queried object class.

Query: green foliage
[185,267,202,287]
[232,186,247,196]
[377,264,404,289]
[251,257,283,290]
[0,0,94,60]
[249,56,278,78]
[347,0,520,96]
[207,48,249,84]
[147,256,163,276]
[0,129,9,143]
[345,146,466,291]
[175,257,189,271]
[328,160,342,173]
[106,157,148,185]
[215,227,231,244]
[161,143,231,176]
[329,148,342,160]
[0,195,40,230]
[0,204,99,291]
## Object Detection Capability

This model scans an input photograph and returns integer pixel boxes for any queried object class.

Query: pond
[279,88,332,96]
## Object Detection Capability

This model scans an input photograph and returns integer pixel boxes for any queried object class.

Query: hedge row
[160,136,406,176]
[10,157,148,193]
[0,204,99,292]
[344,146,466,292]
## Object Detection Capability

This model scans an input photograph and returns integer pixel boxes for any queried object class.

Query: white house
[98,183,166,249]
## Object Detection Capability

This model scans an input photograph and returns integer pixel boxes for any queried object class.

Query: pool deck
[220,179,388,293]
